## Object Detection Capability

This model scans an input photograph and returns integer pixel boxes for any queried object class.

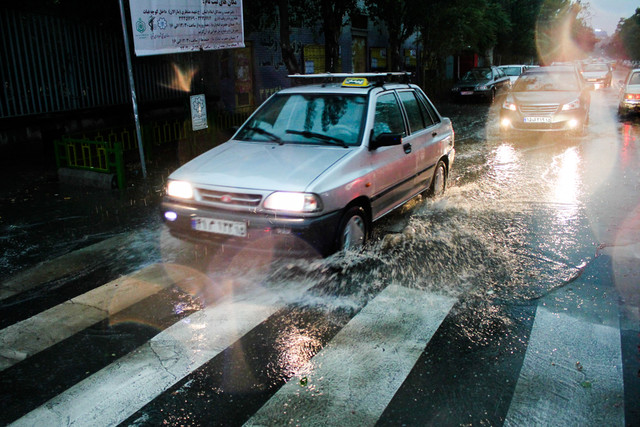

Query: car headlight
[167,180,194,199]
[451,87,460,92]
[477,85,489,91]
[263,192,322,213]
[562,99,581,110]
[502,98,517,111]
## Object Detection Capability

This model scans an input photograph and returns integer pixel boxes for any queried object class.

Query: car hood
[169,141,351,192]
[454,78,490,87]
[511,91,581,105]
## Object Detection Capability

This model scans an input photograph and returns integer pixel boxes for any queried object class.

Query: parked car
[498,64,536,86]
[450,66,511,102]
[499,65,592,135]
[618,68,640,117]
[580,62,612,88]
[161,73,455,257]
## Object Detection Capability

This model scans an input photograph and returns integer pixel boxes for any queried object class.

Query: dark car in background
[618,68,640,117]
[500,65,592,135]
[451,66,511,102]
[580,62,613,88]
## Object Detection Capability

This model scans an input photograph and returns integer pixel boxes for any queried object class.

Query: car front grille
[519,104,559,115]
[197,188,262,208]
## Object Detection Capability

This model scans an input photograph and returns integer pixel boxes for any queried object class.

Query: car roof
[279,73,417,95]
[525,65,576,74]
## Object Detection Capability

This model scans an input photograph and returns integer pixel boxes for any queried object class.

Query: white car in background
[618,68,640,117]
[498,65,537,87]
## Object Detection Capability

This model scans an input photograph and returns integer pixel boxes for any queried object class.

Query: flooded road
[1,79,639,425]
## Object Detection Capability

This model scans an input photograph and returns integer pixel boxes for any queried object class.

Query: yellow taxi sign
[342,77,370,87]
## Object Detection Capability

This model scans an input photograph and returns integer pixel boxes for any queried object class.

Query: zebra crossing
[0,255,633,426]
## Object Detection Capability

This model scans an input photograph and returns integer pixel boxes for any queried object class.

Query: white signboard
[190,94,208,131]
[129,0,244,56]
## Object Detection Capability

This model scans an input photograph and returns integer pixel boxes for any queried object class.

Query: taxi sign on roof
[342,77,370,87]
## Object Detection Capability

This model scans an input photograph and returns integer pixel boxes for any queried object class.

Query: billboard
[129,0,244,56]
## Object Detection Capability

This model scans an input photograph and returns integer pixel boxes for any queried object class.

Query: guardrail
[54,138,125,189]
[53,108,254,190]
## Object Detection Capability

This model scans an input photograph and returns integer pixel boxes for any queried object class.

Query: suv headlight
[263,192,322,213]
[562,99,581,110]
[167,180,194,199]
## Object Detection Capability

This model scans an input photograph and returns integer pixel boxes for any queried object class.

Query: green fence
[54,108,253,190]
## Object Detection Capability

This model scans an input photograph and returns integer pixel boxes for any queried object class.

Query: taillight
[625,93,640,100]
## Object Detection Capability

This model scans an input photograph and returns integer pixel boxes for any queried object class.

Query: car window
[415,90,439,126]
[236,93,366,146]
[629,72,640,85]
[398,91,427,134]
[496,68,505,78]
[373,92,406,140]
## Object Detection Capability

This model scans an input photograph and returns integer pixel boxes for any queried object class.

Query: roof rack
[287,72,412,86]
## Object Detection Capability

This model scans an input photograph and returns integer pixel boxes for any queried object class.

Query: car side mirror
[370,132,402,150]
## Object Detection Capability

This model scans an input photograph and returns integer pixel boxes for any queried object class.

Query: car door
[397,89,451,191]
[368,91,415,219]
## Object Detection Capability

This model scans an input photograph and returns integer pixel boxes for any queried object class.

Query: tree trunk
[277,0,300,75]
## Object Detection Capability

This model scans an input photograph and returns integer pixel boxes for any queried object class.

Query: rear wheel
[336,206,368,252]
[429,160,447,196]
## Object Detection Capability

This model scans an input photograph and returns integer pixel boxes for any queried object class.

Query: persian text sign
[129,0,244,56]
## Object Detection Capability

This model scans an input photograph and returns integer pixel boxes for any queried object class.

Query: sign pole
[118,0,147,179]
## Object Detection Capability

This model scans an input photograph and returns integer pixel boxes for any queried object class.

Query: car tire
[429,160,447,196]
[336,205,368,252]
[490,88,496,104]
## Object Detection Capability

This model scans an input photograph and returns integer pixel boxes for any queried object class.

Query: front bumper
[499,109,587,132]
[161,199,342,257]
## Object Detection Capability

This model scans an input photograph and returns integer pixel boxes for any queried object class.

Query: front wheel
[429,160,447,196]
[336,206,368,252]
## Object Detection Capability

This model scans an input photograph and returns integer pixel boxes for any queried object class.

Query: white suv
[162,73,455,256]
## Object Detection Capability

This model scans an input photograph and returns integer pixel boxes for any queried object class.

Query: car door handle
[403,143,412,154]
[432,131,438,137]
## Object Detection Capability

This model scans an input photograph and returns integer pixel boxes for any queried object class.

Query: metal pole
[118,0,147,179]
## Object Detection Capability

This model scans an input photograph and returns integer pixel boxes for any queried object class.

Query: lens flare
[164,63,199,92]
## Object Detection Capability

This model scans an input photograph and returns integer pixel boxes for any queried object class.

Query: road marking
[0,263,200,371]
[11,282,309,427]
[504,305,624,426]
[245,285,456,426]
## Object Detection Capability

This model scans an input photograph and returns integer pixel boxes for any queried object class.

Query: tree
[315,0,359,72]
[615,8,640,60]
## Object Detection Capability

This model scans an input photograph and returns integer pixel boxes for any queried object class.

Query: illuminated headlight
[263,192,322,213]
[562,99,581,111]
[568,119,579,129]
[167,180,194,199]
[500,118,512,128]
[502,98,517,111]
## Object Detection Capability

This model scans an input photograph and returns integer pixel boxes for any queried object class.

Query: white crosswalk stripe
[245,285,456,426]
[504,305,625,426]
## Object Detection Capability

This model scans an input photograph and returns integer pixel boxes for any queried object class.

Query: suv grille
[519,104,559,115]
[197,188,262,207]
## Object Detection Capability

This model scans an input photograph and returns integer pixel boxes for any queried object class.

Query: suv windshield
[236,93,367,146]
[513,71,579,91]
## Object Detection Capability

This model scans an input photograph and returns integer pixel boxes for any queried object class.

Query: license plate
[460,91,474,95]
[191,217,247,237]
[524,116,551,123]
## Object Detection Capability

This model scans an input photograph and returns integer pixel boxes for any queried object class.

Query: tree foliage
[608,8,640,60]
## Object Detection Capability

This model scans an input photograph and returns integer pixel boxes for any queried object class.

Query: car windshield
[235,93,366,146]
[500,66,522,76]
[583,63,609,72]
[461,68,492,81]
[512,71,579,91]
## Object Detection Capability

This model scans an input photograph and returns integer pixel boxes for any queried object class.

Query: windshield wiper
[243,126,283,144]
[285,129,348,148]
